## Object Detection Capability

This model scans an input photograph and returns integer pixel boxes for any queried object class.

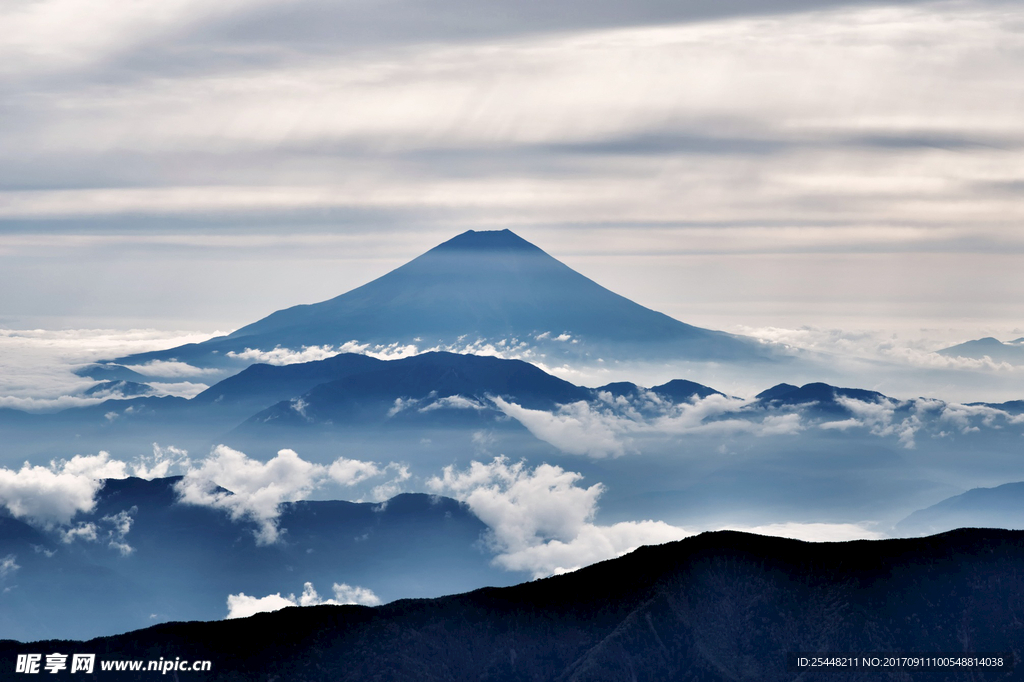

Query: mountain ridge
[4,528,1021,680]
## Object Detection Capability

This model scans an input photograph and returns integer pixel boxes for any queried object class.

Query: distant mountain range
[4,528,1021,680]
[896,481,1024,537]
[110,229,780,373]
[13,351,1024,448]
[937,336,1024,365]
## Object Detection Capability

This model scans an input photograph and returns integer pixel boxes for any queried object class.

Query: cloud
[101,507,136,556]
[227,344,356,365]
[175,446,328,545]
[492,398,635,458]
[492,392,806,457]
[123,360,221,378]
[226,338,541,368]
[60,523,98,543]
[0,555,18,579]
[834,396,920,448]
[495,520,691,576]
[369,464,411,502]
[418,395,486,412]
[720,522,884,542]
[147,381,209,398]
[226,581,380,619]
[225,592,295,620]
[0,453,125,527]
[57,506,138,555]
[175,445,409,542]
[427,457,690,577]
[327,457,383,486]
[131,444,191,479]
[329,583,382,606]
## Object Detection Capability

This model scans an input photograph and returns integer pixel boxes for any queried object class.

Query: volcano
[115,229,774,371]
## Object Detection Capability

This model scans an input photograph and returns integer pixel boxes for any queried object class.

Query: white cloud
[60,522,98,543]
[492,393,807,457]
[123,360,221,378]
[0,0,260,77]
[101,507,136,556]
[720,522,884,542]
[492,398,635,458]
[369,464,411,502]
[226,344,352,365]
[174,445,408,543]
[226,581,380,619]
[0,328,220,410]
[175,446,328,545]
[426,457,690,578]
[327,457,383,487]
[495,520,690,576]
[329,583,382,607]
[57,505,137,555]
[147,381,209,398]
[225,592,296,620]
[834,396,920,448]
[418,395,486,412]
[0,555,18,579]
[59,452,129,479]
[131,444,191,479]
[0,453,125,527]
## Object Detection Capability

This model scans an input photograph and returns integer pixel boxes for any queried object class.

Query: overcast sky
[1,0,1022,340]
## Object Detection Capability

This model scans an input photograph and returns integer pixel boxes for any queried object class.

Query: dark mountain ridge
[3,528,1021,680]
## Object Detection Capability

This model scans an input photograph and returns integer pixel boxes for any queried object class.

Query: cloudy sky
[1,0,1022,340]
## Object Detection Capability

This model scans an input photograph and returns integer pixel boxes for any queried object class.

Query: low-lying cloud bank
[492,385,1024,458]
[226,581,381,619]
[0,328,221,410]
[427,456,690,577]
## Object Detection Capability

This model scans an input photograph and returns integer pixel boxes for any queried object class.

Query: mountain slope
[114,230,773,371]
[936,336,1024,365]
[5,529,1022,680]
[241,350,593,429]
[896,482,1024,536]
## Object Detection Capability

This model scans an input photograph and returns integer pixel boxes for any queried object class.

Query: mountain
[650,378,725,401]
[189,352,386,421]
[74,364,149,382]
[82,380,154,398]
[896,482,1024,537]
[240,351,593,430]
[113,230,776,373]
[4,529,1021,680]
[753,382,894,415]
[936,336,1024,365]
[0,477,514,641]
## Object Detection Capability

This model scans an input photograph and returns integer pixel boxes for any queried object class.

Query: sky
[1,0,1022,340]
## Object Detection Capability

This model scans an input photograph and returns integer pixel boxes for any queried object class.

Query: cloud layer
[0,1,1021,333]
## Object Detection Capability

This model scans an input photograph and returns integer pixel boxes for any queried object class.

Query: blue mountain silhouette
[114,229,773,371]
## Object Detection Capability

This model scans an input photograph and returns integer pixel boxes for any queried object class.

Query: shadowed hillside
[4,529,1020,680]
